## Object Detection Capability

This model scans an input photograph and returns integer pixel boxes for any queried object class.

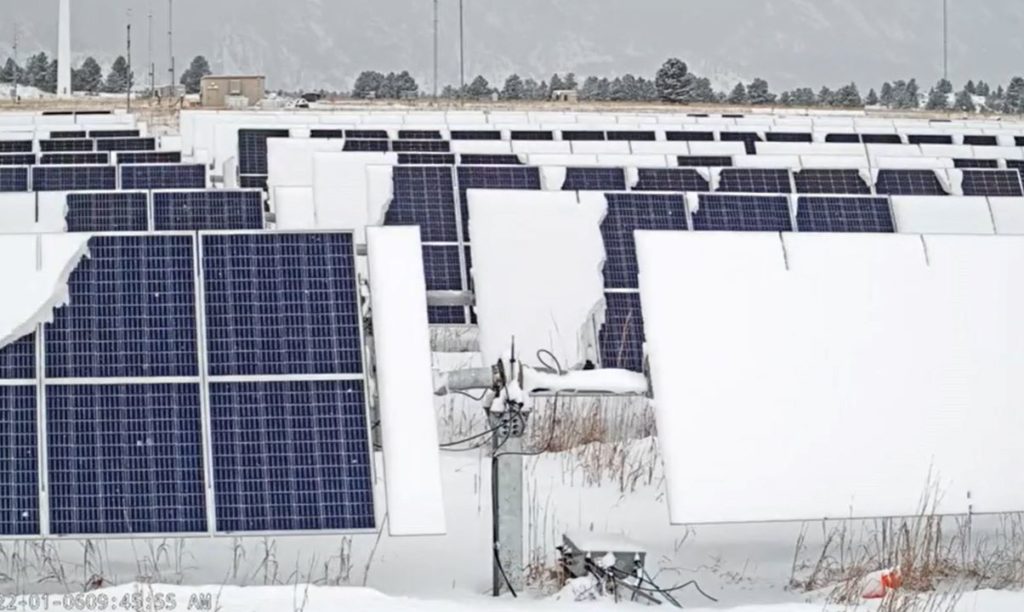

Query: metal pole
[459,0,465,99]
[492,435,524,597]
[127,15,132,112]
[433,0,439,98]
[148,2,155,94]
[11,23,18,103]
[168,0,175,90]
[942,0,948,81]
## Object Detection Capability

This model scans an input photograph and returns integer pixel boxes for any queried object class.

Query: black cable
[439,425,502,448]
[492,547,518,598]
[454,389,487,402]
[614,567,716,604]
[535,349,563,375]
[493,394,559,459]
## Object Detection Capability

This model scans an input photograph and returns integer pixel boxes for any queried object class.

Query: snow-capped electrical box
[559,532,647,580]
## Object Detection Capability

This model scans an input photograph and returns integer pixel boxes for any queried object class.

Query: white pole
[57,0,72,97]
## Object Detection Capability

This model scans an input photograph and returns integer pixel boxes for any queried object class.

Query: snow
[522,368,647,395]
[467,190,605,368]
[891,196,995,235]
[564,530,646,553]
[0,194,40,233]
[637,231,1024,524]
[366,227,446,537]
[989,197,1024,234]
[272,187,317,229]
[312,152,397,239]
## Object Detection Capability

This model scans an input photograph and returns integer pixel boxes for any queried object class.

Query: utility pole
[942,0,949,81]
[168,0,176,92]
[148,2,155,94]
[11,23,18,103]
[127,11,133,112]
[459,0,465,100]
[433,0,439,98]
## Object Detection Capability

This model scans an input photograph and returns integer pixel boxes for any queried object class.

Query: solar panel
[208,379,373,533]
[1006,160,1024,177]
[384,166,459,242]
[600,292,645,373]
[116,151,183,165]
[201,233,363,377]
[953,158,999,169]
[458,154,521,165]
[345,129,388,139]
[450,130,501,140]
[33,165,116,191]
[238,129,289,175]
[717,168,793,193]
[601,193,687,289]
[720,132,762,154]
[960,170,1024,196]
[0,154,36,166]
[963,135,998,146]
[40,139,95,153]
[0,141,32,153]
[398,130,443,140]
[239,175,268,190]
[89,129,141,138]
[0,334,34,380]
[722,113,745,119]
[561,130,605,141]
[606,131,656,141]
[423,245,469,325]
[1016,137,1024,147]
[49,130,86,139]
[562,167,627,191]
[633,168,709,192]
[861,134,902,144]
[0,167,29,192]
[677,155,732,167]
[398,153,456,165]
[874,170,947,196]
[825,133,860,144]
[0,386,38,535]
[65,192,149,232]
[153,190,265,230]
[665,131,714,141]
[343,140,390,152]
[907,134,953,145]
[795,196,895,233]
[457,165,542,239]
[121,164,207,189]
[691,194,793,231]
[46,383,206,536]
[510,130,553,141]
[94,138,157,152]
[765,132,813,143]
[392,140,451,153]
[45,235,198,379]
[794,169,871,194]
[40,153,110,165]
[310,129,344,139]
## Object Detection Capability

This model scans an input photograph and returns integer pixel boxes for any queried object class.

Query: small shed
[200,75,266,108]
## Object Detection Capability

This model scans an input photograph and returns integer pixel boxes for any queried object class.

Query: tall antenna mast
[127,10,133,112]
[11,23,18,103]
[459,0,465,100]
[167,0,176,91]
[433,0,439,98]
[942,0,949,81]
[148,2,155,94]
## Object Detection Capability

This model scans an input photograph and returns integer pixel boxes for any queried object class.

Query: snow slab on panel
[637,230,1024,524]
[367,226,446,537]
[312,152,397,239]
[273,187,317,230]
[891,196,995,235]
[0,193,40,233]
[468,190,605,368]
[0,234,90,349]
[989,197,1024,234]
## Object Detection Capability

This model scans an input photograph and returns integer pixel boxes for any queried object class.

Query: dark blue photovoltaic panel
[907,134,953,145]
[392,140,451,153]
[666,131,714,141]
[0,154,36,166]
[153,190,264,231]
[600,292,645,373]
[606,131,656,141]
[691,194,793,231]
[95,138,157,152]
[0,334,34,380]
[423,245,467,325]
[510,131,553,141]
[794,169,871,194]
[209,380,374,533]
[601,194,687,289]
[40,139,95,153]
[962,135,998,146]
[45,235,198,379]
[40,153,110,165]
[50,130,86,139]
[875,170,947,196]
[825,133,861,143]
[720,132,762,154]
[561,130,605,141]
[310,129,344,139]
[343,140,390,152]
[121,164,207,190]
[0,141,32,153]
[953,159,999,169]
[397,153,456,165]
[717,169,792,193]
[239,175,268,190]
[238,129,289,175]
[0,167,28,192]
[862,134,902,144]
[398,130,443,140]
[116,151,183,165]
[677,155,732,167]
[634,168,709,192]
[32,166,116,191]
[562,167,627,191]
[0,386,38,535]
[65,192,149,232]
[457,166,542,239]
[89,130,141,138]
[459,154,521,165]
[765,132,813,143]
[796,197,895,233]
[960,170,1024,196]
[450,130,501,140]
[46,383,205,536]
[345,129,389,139]
[202,233,363,377]
[384,166,459,242]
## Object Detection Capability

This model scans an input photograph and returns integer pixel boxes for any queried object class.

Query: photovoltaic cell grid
[875,170,948,196]
[153,191,265,231]
[0,141,32,153]
[963,135,998,146]
[666,131,714,141]
[423,245,469,325]
[765,132,812,142]
[825,133,861,143]
[954,159,999,169]
[209,380,373,533]
[343,140,389,152]
[510,131,553,141]
[0,334,34,380]
[0,154,36,166]
[46,383,206,536]
[717,168,793,193]
[960,170,1024,196]
[691,194,793,231]
[450,130,501,140]
[795,197,895,233]
[345,130,388,139]
[562,167,627,191]
[601,193,687,289]
[89,130,141,138]
[862,134,903,144]
[238,129,289,176]
[310,129,343,139]
[50,130,86,139]
[633,168,709,192]
[121,164,207,190]
[677,155,732,167]
[606,131,655,141]
[95,137,156,152]
[459,154,521,165]
[391,140,451,153]
[384,166,459,242]
[40,153,110,165]
[201,233,363,377]
[794,169,871,194]
[0,167,28,192]
[398,130,443,140]
[561,131,605,141]
[600,292,645,373]
[32,166,116,191]
[239,175,268,190]
[45,235,199,379]
[907,134,953,145]
[40,139,94,153]
[117,151,183,165]
[397,153,456,165]
[720,132,761,154]
[65,192,149,232]
[457,166,542,239]
[0,386,38,535]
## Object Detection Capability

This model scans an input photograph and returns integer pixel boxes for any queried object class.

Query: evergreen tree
[549,73,565,96]
[563,73,578,90]
[655,58,690,103]
[440,84,459,99]
[901,79,921,109]
[24,52,50,91]
[879,82,894,107]
[390,70,419,98]
[579,76,602,101]
[865,88,879,106]
[936,78,953,95]
[953,89,976,112]
[746,78,775,105]
[817,86,834,107]
[501,74,525,100]
[727,82,748,104]
[926,83,950,110]
[0,58,20,84]
[986,85,1006,113]
[964,80,976,95]
[43,59,58,93]
[787,88,815,106]
[779,91,792,106]
[833,82,862,108]
[180,55,212,94]
[103,56,132,93]
[685,77,715,103]
[352,71,385,98]
[975,81,991,97]
[1004,77,1024,114]
[72,57,103,93]
[465,75,492,98]
[637,77,659,101]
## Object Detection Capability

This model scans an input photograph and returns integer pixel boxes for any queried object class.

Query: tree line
[0,53,212,95]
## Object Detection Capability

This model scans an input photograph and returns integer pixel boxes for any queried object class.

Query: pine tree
[72,57,103,93]
[746,78,775,105]
[727,82,748,104]
[465,75,492,98]
[103,56,132,93]
[986,85,1006,113]
[180,55,212,94]
[549,73,565,96]
[352,71,385,98]
[817,86,834,107]
[865,88,879,106]
[563,73,578,90]
[43,59,58,93]
[879,82,894,107]
[501,74,524,100]
[579,76,601,101]
[685,77,715,103]
[953,89,976,112]
[902,79,921,109]
[964,80,976,95]
[1004,77,1024,114]
[975,81,991,97]
[0,58,20,84]
[655,58,690,103]
[833,82,862,108]
[936,78,953,95]
[789,88,816,106]
[24,52,50,91]
[926,83,950,110]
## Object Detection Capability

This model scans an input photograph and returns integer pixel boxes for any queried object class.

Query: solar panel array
[32,165,116,191]
[960,170,1024,196]
[875,170,947,196]
[562,167,627,191]
[794,169,871,194]
[121,164,207,190]
[717,168,793,193]
[61,190,265,232]
[691,194,793,231]
[795,197,895,233]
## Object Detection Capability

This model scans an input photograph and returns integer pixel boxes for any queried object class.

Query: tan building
[200,75,266,108]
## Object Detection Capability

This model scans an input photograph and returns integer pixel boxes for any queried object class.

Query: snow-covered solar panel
[344,140,390,152]
[875,169,947,196]
[953,158,999,169]
[633,168,709,192]
[94,137,156,152]
[765,132,813,143]
[960,170,1024,197]
[601,193,687,289]
[562,167,627,191]
[717,168,793,193]
[691,194,793,231]
[152,190,265,231]
[795,196,895,233]
[606,131,656,141]
[40,139,94,153]
[963,135,998,146]
[510,130,554,141]
[39,152,109,165]
[825,133,860,144]
[0,167,29,192]
[310,129,344,139]
[794,169,871,194]
[561,130,606,141]
[121,164,207,190]
[677,155,732,167]
[907,134,953,145]
[457,165,542,239]
[397,153,456,165]
[65,192,149,232]
[238,128,289,175]
[862,134,903,144]
[720,132,762,154]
